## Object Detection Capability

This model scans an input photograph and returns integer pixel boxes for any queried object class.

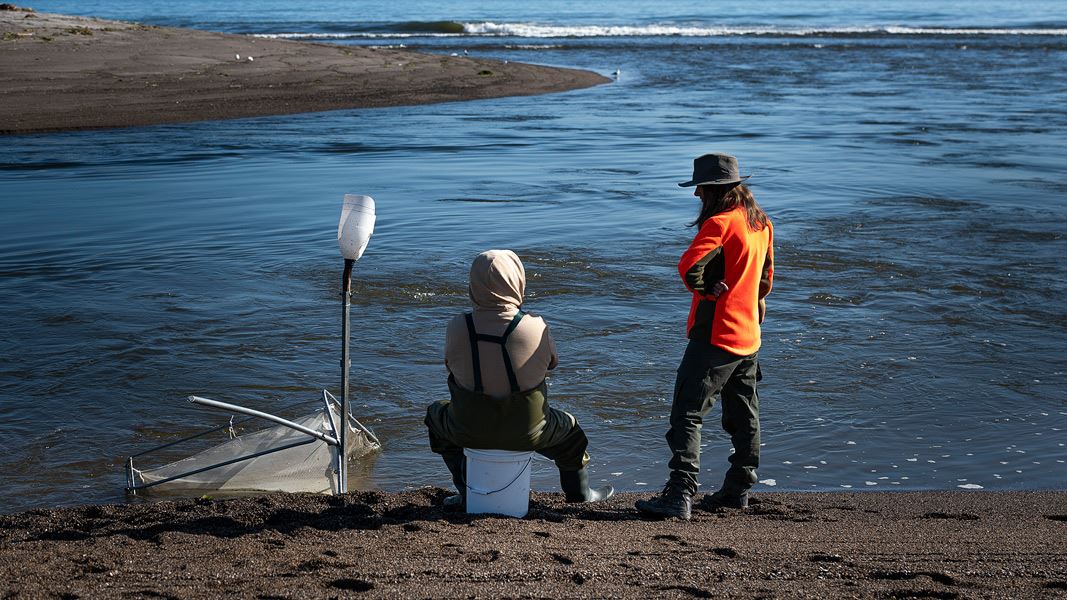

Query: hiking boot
[634,484,692,520]
[700,489,749,510]
[560,468,615,503]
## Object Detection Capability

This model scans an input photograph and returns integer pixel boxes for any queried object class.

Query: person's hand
[709,280,729,298]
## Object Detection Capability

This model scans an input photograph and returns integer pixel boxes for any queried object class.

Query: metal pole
[339,258,354,494]
[188,396,339,446]
[126,457,136,495]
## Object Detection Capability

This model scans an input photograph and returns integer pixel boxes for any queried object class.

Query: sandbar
[0,7,610,134]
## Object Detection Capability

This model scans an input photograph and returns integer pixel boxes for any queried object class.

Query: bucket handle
[465,457,533,496]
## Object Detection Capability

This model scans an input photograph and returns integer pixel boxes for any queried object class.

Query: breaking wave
[254,21,1067,40]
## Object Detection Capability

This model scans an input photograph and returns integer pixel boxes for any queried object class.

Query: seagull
[613,68,621,79]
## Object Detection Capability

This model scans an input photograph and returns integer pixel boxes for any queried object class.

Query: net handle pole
[339,258,354,494]
[188,396,338,446]
[126,456,136,495]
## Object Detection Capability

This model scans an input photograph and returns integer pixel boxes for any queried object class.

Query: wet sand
[1,490,1064,598]
[0,7,610,134]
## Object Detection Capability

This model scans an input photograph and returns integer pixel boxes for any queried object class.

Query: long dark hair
[689,183,769,231]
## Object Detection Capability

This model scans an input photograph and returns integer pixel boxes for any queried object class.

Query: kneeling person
[425,250,613,506]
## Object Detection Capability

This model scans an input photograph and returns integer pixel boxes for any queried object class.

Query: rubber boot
[442,452,466,509]
[560,468,614,503]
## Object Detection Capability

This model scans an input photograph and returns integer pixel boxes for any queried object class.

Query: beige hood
[468,249,525,312]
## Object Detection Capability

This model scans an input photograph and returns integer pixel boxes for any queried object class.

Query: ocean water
[1,0,1065,514]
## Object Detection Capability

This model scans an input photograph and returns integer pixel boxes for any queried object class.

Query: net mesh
[132,404,379,493]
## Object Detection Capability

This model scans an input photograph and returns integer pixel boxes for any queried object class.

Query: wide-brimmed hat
[678,153,751,187]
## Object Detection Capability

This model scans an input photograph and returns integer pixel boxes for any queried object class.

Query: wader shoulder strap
[464,313,484,392]
[496,311,525,392]
[464,311,527,393]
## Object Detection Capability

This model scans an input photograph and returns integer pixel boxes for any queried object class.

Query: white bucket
[464,448,534,518]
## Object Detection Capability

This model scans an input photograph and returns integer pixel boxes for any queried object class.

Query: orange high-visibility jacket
[677,206,773,356]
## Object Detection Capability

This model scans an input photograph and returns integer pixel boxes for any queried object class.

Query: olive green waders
[666,338,761,496]
[425,312,591,497]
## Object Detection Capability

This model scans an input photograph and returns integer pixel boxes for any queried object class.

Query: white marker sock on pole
[336,194,376,494]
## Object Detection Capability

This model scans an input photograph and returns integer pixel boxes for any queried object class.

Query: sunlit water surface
[1,0,1066,514]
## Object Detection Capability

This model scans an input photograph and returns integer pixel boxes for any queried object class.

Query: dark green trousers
[666,339,761,495]
[425,377,590,472]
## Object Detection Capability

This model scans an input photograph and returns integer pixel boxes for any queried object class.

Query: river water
[1,0,1065,514]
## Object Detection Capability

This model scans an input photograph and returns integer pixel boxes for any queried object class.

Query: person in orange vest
[636,153,773,520]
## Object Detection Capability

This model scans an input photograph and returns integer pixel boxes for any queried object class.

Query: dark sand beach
[3,4,1065,599]
[0,7,609,134]
[1,490,1064,598]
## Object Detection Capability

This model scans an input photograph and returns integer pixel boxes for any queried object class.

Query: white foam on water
[958,483,984,490]
[758,478,777,486]
[846,441,856,445]
[907,458,918,462]
[610,472,623,476]
[253,32,428,39]
[865,481,877,486]
[635,482,648,486]
[782,461,793,465]
[804,465,819,469]
[254,24,1067,40]
[819,460,827,465]
[840,484,853,488]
